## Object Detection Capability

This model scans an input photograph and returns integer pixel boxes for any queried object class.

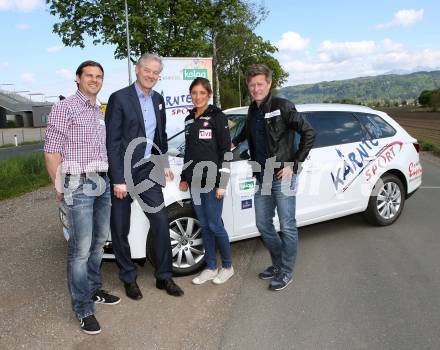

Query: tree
[430,90,440,112]
[214,20,287,107]
[47,0,208,59]
[418,90,433,107]
[46,0,287,106]
[195,0,283,107]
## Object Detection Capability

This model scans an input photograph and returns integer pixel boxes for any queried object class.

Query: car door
[296,111,373,225]
[227,114,262,240]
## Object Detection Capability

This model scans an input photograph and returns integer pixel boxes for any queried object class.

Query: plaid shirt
[44,90,108,174]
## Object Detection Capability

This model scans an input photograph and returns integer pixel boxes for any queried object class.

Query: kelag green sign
[183,68,208,80]
[239,180,255,191]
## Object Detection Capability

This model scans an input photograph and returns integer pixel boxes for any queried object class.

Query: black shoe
[124,281,143,300]
[156,278,184,297]
[92,289,121,305]
[258,266,279,280]
[79,314,101,335]
[269,273,293,291]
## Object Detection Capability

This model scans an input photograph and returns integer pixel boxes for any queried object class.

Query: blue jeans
[254,176,298,277]
[63,174,111,319]
[191,188,232,269]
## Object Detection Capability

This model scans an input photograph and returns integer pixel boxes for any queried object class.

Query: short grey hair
[245,63,272,83]
[136,53,164,72]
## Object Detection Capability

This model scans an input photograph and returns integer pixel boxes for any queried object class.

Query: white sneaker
[192,268,218,285]
[212,267,234,285]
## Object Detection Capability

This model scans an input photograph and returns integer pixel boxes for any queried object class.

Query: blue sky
[1,0,439,101]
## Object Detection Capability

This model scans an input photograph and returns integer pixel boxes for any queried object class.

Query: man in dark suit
[105,53,184,299]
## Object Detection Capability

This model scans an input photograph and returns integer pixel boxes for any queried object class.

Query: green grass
[0,153,51,201]
[20,141,44,146]
[418,138,440,157]
[0,141,44,149]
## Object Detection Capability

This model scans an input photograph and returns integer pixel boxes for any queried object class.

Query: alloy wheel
[376,182,402,220]
[169,217,204,269]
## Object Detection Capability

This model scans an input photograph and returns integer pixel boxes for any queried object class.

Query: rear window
[356,113,396,139]
[302,111,364,148]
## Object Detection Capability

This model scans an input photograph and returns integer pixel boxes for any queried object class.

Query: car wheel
[147,203,205,276]
[364,173,405,226]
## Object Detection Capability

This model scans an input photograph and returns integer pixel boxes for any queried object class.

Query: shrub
[0,153,51,200]
[5,120,16,128]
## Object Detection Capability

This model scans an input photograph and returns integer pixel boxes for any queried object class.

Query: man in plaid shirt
[44,61,120,335]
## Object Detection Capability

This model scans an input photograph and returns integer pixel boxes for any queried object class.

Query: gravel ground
[0,186,257,349]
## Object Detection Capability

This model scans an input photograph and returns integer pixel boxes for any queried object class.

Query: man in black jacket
[105,53,183,299]
[233,64,315,291]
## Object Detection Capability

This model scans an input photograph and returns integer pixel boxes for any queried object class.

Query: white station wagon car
[61,104,423,275]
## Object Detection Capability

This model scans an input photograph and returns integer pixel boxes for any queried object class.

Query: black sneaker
[258,266,279,280]
[269,273,293,291]
[92,289,121,305]
[79,315,101,335]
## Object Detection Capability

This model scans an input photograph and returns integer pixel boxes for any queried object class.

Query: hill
[277,71,440,103]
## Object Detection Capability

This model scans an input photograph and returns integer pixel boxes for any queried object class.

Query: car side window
[356,113,396,139]
[302,111,364,148]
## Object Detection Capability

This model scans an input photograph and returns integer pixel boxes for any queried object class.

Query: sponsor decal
[365,141,403,182]
[199,129,212,139]
[331,139,379,191]
[330,139,403,192]
[164,93,192,108]
[241,199,253,209]
[160,74,180,80]
[183,68,208,80]
[408,161,422,177]
[203,121,209,127]
[239,179,255,191]
[185,119,194,125]
[171,107,191,116]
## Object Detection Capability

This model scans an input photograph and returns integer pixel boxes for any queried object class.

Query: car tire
[364,173,405,226]
[146,203,205,276]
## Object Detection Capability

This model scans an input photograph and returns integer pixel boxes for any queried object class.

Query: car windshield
[167,130,185,156]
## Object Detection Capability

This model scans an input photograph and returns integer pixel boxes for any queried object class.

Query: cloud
[56,68,73,80]
[278,38,440,86]
[0,62,9,68]
[0,0,43,12]
[318,40,376,62]
[276,32,310,52]
[21,72,35,83]
[16,22,30,30]
[376,9,424,29]
[47,45,63,53]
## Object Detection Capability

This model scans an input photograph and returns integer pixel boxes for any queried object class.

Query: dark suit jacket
[105,83,169,186]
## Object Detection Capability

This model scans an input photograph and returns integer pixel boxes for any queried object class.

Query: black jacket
[233,93,315,173]
[105,84,169,186]
[180,105,231,189]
